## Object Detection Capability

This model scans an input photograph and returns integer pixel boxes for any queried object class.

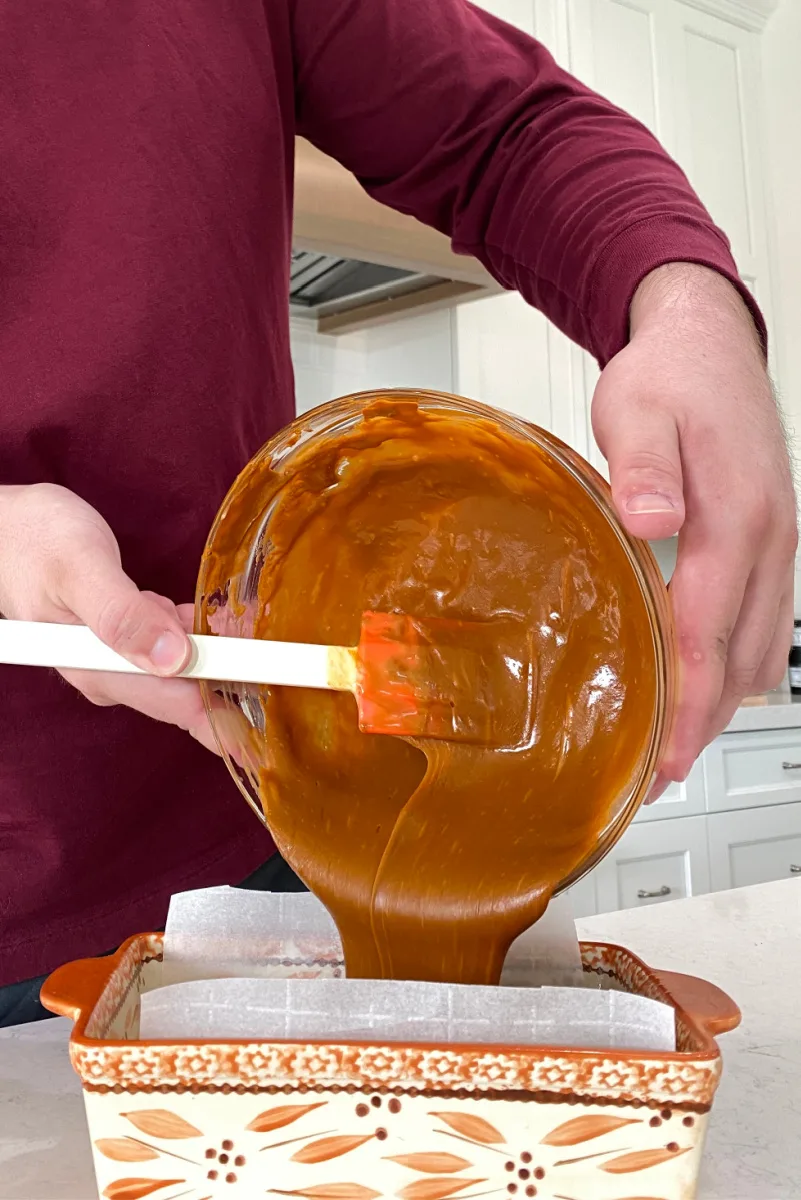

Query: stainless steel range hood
[292,140,499,334]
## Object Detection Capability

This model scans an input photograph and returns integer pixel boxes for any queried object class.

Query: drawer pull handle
[637,885,672,899]
[791,865,801,874]
[782,762,801,770]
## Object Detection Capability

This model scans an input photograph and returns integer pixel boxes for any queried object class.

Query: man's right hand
[0,483,219,753]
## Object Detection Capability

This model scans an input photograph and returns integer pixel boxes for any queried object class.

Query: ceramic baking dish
[42,934,739,1200]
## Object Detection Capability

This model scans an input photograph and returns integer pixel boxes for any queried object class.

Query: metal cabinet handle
[782,762,801,770]
[637,885,672,899]
[791,865,801,874]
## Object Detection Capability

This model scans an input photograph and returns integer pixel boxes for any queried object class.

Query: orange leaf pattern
[541,1115,642,1146]
[271,1186,381,1200]
[87,1087,702,1196]
[120,1110,201,1139]
[247,1102,327,1133]
[429,1112,505,1145]
[101,1180,184,1200]
[397,1178,486,1200]
[94,1139,159,1162]
[601,1147,691,1174]
[386,1154,472,1174]
[292,1135,375,1164]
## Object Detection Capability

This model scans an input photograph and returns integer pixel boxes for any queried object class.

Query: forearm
[630,263,765,364]
[290,0,760,365]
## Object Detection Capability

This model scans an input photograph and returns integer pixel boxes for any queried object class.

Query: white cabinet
[670,3,776,340]
[455,0,777,465]
[703,728,801,812]
[571,725,801,916]
[633,757,706,822]
[453,293,586,451]
[707,802,801,890]
[566,0,679,149]
[475,0,536,32]
[570,813,711,916]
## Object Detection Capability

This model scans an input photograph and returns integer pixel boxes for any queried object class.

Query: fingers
[59,668,220,754]
[663,528,795,781]
[752,584,795,694]
[593,368,686,541]
[58,565,190,677]
[0,482,191,676]
[705,571,794,742]
[644,771,670,805]
[0,483,219,750]
[661,535,749,781]
[175,602,196,633]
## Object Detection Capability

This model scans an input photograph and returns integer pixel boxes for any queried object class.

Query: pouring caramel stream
[198,397,658,985]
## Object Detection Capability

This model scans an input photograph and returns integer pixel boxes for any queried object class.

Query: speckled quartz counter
[724,691,801,734]
[580,880,801,1200]
[1,879,799,1200]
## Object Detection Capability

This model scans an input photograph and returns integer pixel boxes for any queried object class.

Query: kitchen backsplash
[290,310,454,415]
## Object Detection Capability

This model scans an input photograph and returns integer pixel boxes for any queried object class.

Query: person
[0,0,795,1027]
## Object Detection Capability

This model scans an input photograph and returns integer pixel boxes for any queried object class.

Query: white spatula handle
[0,619,350,690]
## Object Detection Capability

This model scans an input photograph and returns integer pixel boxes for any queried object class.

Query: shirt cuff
[583,214,768,367]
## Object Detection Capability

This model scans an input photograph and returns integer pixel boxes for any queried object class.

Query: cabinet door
[558,0,774,469]
[592,814,711,913]
[703,729,801,813]
[562,0,682,480]
[633,757,706,823]
[670,4,775,338]
[472,0,536,33]
[707,803,801,891]
[453,294,588,457]
[567,0,679,150]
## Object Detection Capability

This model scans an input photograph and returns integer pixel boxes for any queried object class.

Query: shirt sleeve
[289,0,765,366]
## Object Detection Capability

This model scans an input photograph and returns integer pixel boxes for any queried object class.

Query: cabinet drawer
[633,757,706,822]
[704,730,801,812]
[707,803,801,891]
[592,815,711,914]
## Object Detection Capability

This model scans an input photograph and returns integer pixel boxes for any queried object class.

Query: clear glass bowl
[195,389,675,898]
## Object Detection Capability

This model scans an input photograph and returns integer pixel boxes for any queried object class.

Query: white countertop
[724,691,801,733]
[1,879,799,1200]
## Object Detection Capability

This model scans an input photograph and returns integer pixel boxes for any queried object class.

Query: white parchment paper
[139,886,676,1052]
[140,974,676,1050]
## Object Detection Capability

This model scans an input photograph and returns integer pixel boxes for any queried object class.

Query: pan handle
[654,969,741,1037]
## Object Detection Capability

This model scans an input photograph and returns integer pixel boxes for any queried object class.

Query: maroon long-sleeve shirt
[0,0,759,987]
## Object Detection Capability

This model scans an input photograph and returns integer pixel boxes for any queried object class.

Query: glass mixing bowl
[195,389,675,899]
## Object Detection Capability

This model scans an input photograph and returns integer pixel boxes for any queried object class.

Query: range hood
[292,139,499,334]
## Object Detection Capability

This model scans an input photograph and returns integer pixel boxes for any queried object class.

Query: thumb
[593,383,686,541]
[57,559,190,677]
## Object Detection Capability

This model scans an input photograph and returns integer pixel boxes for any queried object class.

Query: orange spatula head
[355,611,534,747]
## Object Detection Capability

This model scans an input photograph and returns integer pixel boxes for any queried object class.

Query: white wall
[290,309,454,416]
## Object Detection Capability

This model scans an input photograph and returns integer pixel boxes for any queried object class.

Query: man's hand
[0,483,219,753]
[593,263,797,788]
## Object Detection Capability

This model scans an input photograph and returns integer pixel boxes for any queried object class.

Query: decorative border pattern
[67,939,723,1108]
[72,1039,720,1105]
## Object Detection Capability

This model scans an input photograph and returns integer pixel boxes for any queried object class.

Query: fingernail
[150,631,188,673]
[626,492,677,515]
[645,777,669,805]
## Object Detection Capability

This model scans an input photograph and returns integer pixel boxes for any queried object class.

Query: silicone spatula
[0,612,533,745]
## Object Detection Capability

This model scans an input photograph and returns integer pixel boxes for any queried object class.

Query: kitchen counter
[725,690,801,733]
[0,879,799,1200]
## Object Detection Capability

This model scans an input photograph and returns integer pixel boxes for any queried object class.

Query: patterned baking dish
[41,934,739,1200]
